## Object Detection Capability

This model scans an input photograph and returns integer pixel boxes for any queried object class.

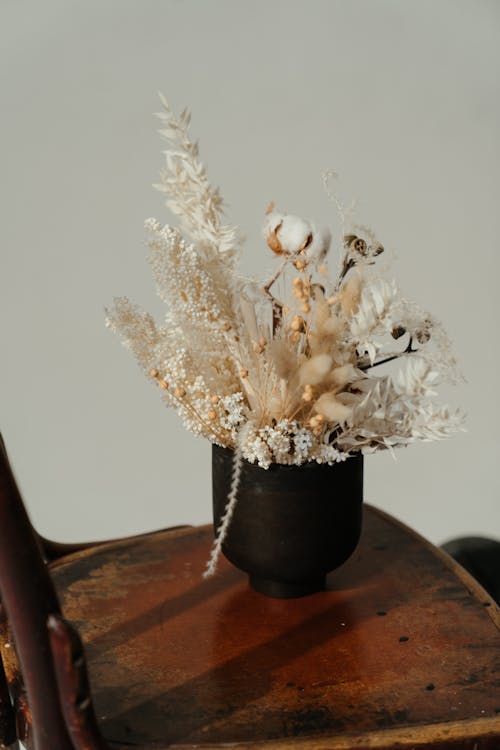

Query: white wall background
[1,0,499,546]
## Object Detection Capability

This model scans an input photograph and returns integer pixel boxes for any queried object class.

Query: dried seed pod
[150,368,159,378]
[301,302,311,314]
[239,368,249,379]
[343,233,357,247]
[391,325,407,340]
[311,283,326,298]
[158,379,169,390]
[293,287,304,302]
[174,386,186,398]
[350,237,367,255]
[210,394,220,404]
[294,258,307,271]
[290,315,305,332]
[207,409,217,421]
[309,414,326,434]
[416,328,431,344]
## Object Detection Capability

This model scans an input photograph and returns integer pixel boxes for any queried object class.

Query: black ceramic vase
[212,445,364,599]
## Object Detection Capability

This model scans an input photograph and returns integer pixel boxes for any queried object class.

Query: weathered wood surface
[50,506,500,749]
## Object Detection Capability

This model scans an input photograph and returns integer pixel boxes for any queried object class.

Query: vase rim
[212,443,363,473]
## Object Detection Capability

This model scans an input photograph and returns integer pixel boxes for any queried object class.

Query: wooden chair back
[0,434,106,750]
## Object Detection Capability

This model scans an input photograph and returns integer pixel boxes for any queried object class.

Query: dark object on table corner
[442,536,500,604]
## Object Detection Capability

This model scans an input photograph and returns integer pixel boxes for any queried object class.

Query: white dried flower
[155,94,240,262]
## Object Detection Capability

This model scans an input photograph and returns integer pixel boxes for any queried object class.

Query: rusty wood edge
[161,716,500,750]
[367,504,500,629]
[48,524,199,570]
[40,526,192,563]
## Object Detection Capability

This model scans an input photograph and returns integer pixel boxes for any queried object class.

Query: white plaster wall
[1,0,499,545]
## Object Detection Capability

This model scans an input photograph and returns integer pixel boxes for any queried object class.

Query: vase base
[249,575,325,599]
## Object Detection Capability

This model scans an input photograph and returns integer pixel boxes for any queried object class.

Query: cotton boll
[314,392,352,423]
[299,353,333,385]
[263,210,330,260]
[306,226,332,264]
[264,211,285,254]
[265,212,284,234]
[277,215,312,254]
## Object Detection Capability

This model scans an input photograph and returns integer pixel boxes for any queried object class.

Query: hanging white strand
[203,448,243,578]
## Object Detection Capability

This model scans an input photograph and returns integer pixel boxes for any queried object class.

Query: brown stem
[336,255,356,291]
[263,259,287,296]
[264,258,289,335]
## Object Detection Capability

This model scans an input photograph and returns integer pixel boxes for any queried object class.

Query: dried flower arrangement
[106,97,463,574]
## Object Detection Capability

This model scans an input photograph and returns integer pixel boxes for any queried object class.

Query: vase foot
[249,575,325,599]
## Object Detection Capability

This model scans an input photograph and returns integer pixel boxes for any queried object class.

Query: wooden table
[50,505,500,749]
